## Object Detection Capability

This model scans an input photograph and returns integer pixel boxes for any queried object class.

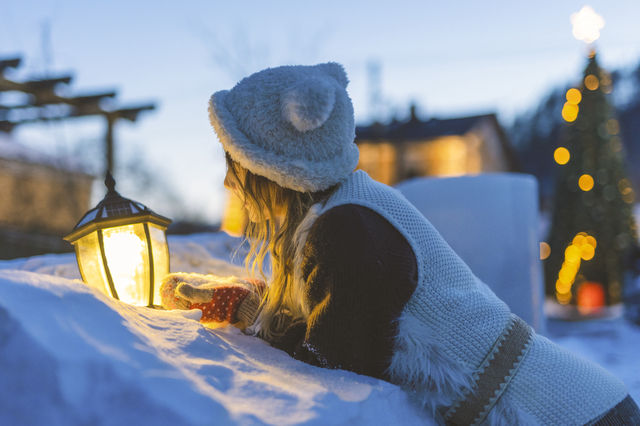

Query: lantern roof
[64,172,171,242]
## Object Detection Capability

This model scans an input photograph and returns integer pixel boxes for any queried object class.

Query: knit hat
[208,62,359,192]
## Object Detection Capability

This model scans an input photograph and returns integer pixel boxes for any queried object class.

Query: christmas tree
[544,50,638,312]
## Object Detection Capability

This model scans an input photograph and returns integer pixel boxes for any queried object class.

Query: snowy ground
[1,232,639,425]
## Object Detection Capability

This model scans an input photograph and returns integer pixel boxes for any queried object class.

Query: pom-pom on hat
[208,62,359,192]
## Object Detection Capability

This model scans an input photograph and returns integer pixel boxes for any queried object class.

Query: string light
[584,74,599,91]
[540,242,551,260]
[579,174,594,191]
[566,88,582,105]
[562,103,579,122]
[554,147,570,165]
[555,232,597,305]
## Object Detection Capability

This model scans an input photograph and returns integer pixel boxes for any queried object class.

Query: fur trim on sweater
[387,311,476,422]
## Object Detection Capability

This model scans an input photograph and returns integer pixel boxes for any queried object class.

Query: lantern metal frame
[64,172,171,307]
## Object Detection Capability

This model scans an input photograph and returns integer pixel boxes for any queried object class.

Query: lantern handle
[105,171,116,193]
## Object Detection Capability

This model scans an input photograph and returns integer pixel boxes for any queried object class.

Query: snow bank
[396,173,546,332]
[0,233,429,426]
[1,231,638,425]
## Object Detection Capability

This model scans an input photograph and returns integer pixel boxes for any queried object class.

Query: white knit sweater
[295,170,628,425]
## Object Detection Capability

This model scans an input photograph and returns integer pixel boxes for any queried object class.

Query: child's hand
[160,273,266,327]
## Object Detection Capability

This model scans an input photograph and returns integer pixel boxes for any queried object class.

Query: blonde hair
[225,152,335,339]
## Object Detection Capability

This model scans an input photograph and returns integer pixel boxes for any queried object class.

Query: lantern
[64,172,171,307]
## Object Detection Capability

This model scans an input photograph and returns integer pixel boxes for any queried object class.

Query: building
[0,55,155,258]
[220,106,520,236]
[0,134,94,258]
[355,105,519,186]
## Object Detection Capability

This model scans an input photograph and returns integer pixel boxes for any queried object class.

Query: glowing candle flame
[571,6,605,44]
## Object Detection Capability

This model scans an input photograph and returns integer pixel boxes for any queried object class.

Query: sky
[2,0,640,224]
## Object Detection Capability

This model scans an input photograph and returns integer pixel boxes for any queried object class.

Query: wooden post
[106,114,115,175]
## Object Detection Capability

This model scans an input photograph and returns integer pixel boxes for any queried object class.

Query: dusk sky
[2,0,640,223]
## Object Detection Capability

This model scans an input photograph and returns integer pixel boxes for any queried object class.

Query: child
[161,63,640,425]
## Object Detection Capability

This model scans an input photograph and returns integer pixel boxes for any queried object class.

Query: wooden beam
[0,75,73,97]
[106,104,156,122]
[0,91,116,111]
[0,57,21,75]
[0,101,155,129]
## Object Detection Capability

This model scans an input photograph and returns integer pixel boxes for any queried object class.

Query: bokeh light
[577,281,605,314]
[554,147,570,165]
[540,242,551,260]
[584,74,599,91]
[562,103,579,122]
[555,232,597,305]
[610,137,622,152]
[565,88,582,104]
[579,174,594,191]
[580,244,595,260]
[571,6,605,44]
[606,119,619,135]
[565,245,581,263]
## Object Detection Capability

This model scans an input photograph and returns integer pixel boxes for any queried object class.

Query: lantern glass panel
[102,224,151,306]
[75,230,111,297]
[148,223,170,305]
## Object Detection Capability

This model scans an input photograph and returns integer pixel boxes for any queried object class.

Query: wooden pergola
[0,56,155,174]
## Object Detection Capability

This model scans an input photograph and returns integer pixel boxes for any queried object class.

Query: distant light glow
[618,179,635,203]
[580,244,595,261]
[606,119,619,135]
[562,103,579,122]
[565,88,582,104]
[571,6,605,44]
[556,290,572,305]
[565,245,581,263]
[579,174,594,191]
[610,137,622,152]
[540,242,551,260]
[554,147,571,165]
[555,232,597,305]
[584,74,600,91]
[618,178,631,192]
[577,281,605,314]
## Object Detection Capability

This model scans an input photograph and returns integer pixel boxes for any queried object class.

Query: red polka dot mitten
[160,273,266,328]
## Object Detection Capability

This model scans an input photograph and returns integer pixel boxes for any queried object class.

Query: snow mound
[1,231,638,424]
[0,233,429,426]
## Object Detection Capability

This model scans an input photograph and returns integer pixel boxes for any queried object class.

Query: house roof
[355,110,521,172]
[355,112,498,142]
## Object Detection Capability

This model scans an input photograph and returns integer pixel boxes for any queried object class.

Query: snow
[0,233,427,426]
[0,231,639,425]
[397,174,545,332]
